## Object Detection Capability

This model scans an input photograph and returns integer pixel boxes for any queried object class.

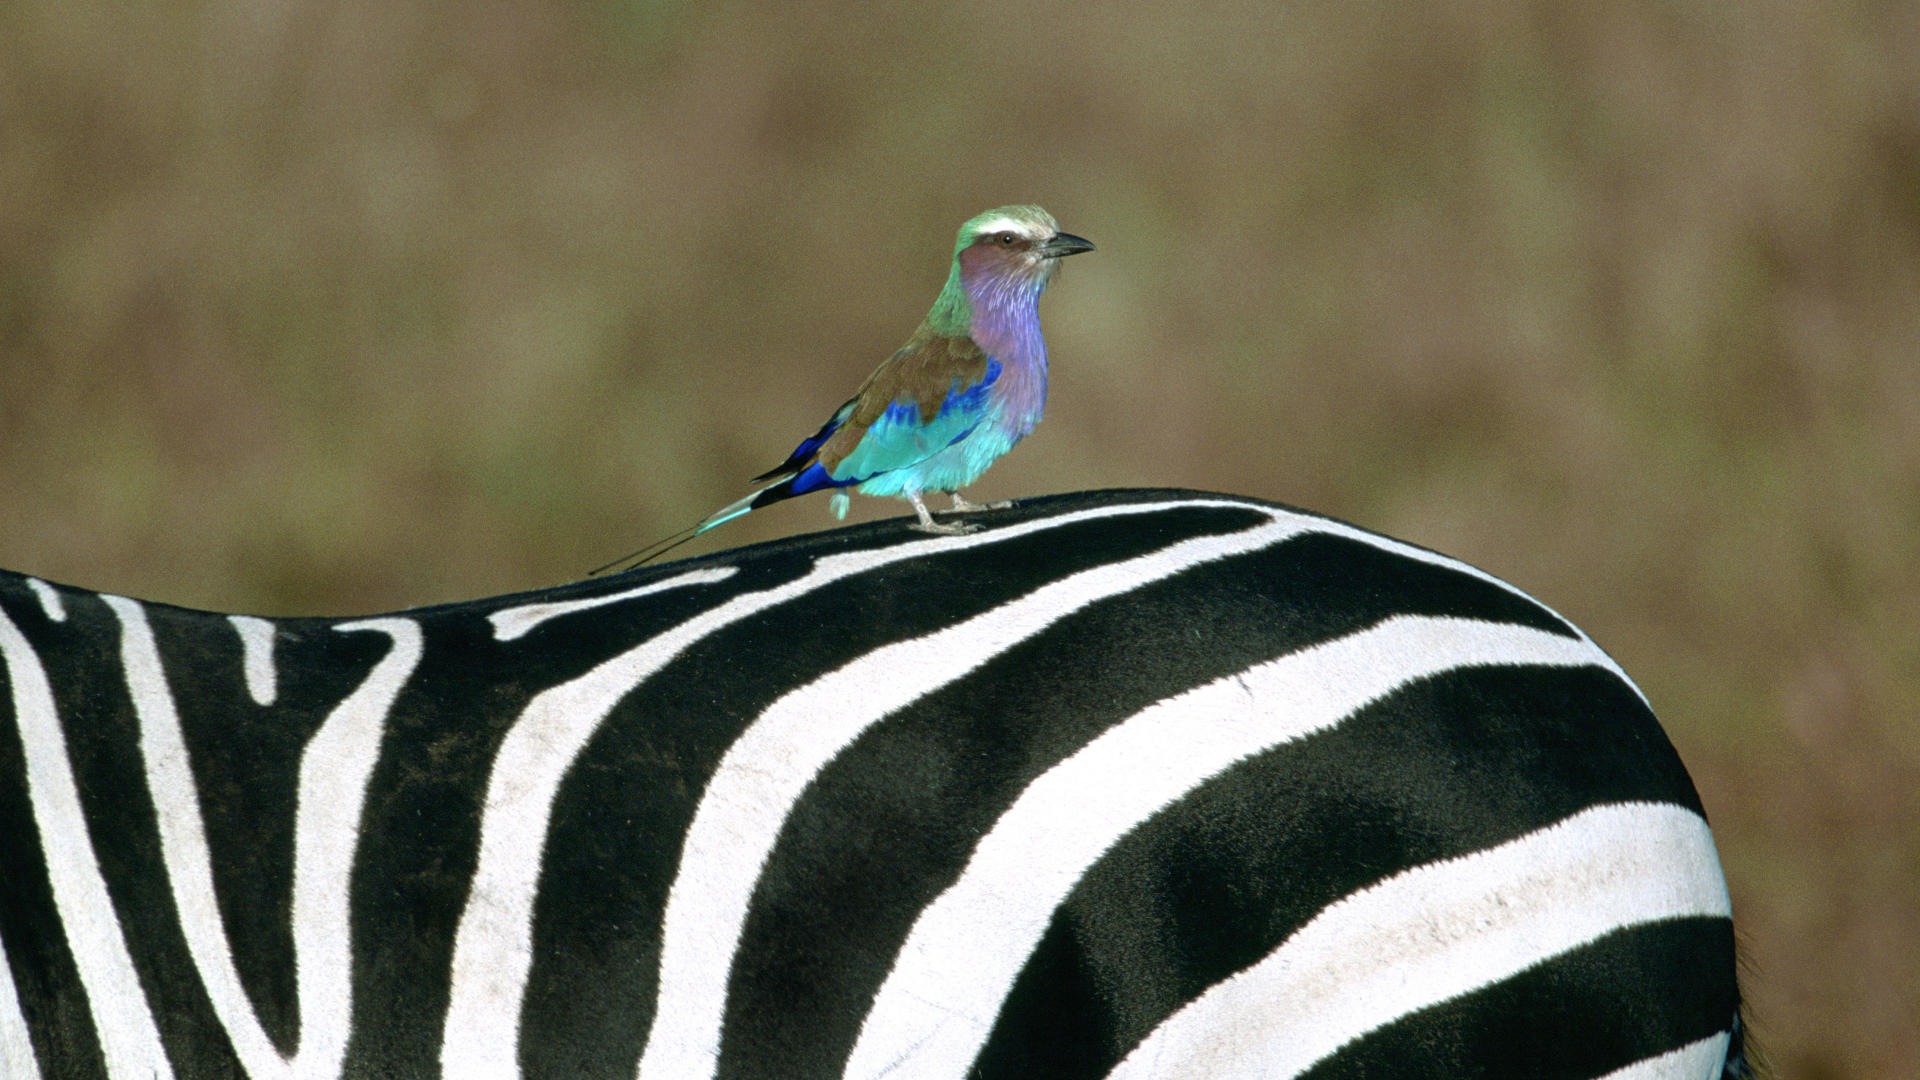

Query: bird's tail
[587,474,806,575]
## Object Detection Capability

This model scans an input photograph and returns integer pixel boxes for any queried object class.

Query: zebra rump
[0,489,1747,1078]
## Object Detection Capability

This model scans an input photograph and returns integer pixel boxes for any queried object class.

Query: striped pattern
[0,490,1741,1078]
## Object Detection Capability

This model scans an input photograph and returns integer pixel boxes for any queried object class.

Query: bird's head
[951,205,1095,293]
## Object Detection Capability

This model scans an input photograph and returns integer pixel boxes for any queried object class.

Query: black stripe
[339,613,528,1077]
[0,589,111,1079]
[149,606,387,1057]
[969,664,1701,1078]
[338,552,830,1076]
[709,531,1583,1076]
[515,503,1261,1075]
[1299,917,1737,1079]
[336,556,816,1078]
[50,593,245,1077]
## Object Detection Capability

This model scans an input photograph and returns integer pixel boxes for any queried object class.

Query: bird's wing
[749,334,996,498]
[816,335,998,483]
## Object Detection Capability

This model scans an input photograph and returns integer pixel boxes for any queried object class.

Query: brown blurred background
[2,0,1915,1073]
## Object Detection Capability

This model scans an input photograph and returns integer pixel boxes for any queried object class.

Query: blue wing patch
[755,400,858,484]
[830,360,1001,484]
[786,461,851,496]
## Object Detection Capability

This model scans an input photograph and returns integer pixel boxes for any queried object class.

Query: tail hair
[1722,1009,1763,1080]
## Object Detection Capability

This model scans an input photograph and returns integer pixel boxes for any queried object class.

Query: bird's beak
[1041,232,1096,259]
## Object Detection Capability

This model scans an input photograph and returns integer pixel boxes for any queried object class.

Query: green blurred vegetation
[2,0,1915,1072]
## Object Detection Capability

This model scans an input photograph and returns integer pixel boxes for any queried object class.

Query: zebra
[0,488,1747,1079]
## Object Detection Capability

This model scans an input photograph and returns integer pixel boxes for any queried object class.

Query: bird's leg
[946,491,1012,514]
[909,491,981,535]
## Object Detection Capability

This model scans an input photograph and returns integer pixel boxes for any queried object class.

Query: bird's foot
[910,492,985,535]
[947,493,1012,514]
[913,519,984,536]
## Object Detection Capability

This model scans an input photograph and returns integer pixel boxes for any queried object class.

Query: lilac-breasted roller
[596,205,1093,571]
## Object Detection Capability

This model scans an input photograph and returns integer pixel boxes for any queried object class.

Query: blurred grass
[2,0,1916,1073]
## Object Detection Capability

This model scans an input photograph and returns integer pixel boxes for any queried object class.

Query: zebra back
[0,489,1743,1078]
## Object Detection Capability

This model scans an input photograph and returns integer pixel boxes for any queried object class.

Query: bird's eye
[995,232,1018,246]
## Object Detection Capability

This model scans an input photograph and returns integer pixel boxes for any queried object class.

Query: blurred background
[2,0,1914,1072]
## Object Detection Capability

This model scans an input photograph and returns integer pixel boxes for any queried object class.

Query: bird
[593,205,1094,573]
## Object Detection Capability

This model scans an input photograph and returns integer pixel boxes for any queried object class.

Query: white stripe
[637,510,1312,1079]
[441,498,1264,1076]
[1596,1031,1731,1080]
[1106,802,1730,1079]
[0,932,44,1080]
[844,617,1620,1079]
[288,618,423,1080]
[26,578,65,623]
[1296,515,1646,707]
[229,615,279,706]
[0,602,174,1079]
[489,567,739,642]
[107,595,290,1079]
